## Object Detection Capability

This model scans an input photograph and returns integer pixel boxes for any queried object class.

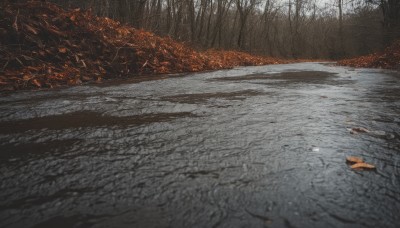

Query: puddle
[93,73,189,87]
[0,139,83,161]
[161,90,268,104]
[0,111,196,134]
[212,71,337,82]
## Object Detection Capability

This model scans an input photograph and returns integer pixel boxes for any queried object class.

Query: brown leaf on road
[346,155,376,171]
[351,162,376,170]
[346,156,363,164]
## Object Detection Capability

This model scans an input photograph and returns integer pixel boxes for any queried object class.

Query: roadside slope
[338,40,400,70]
[0,1,288,91]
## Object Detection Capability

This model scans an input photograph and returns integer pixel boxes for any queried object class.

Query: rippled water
[0,63,399,228]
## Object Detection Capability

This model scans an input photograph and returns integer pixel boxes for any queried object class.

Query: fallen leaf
[346,156,363,163]
[24,24,38,34]
[160,61,171,66]
[351,162,376,170]
[22,74,32,81]
[58,47,67,53]
[48,27,66,37]
[31,79,41,87]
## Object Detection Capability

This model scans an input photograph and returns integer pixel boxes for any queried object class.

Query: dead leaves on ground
[338,40,400,69]
[346,156,376,171]
[0,1,289,91]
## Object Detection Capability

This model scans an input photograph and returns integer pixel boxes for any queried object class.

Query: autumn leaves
[346,156,376,170]
[0,1,287,91]
[338,40,400,69]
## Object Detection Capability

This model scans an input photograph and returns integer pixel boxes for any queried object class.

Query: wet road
[0,63,399,228]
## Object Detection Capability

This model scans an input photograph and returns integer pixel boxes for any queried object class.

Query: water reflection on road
[0,63,399,228]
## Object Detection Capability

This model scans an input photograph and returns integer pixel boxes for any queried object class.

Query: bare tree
[236,0,260,49]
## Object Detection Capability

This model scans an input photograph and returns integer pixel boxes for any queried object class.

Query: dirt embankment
[338,40,400,70]
[0,1,290,91]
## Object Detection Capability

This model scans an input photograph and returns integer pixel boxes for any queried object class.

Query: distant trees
[338,0,345,57]
[235,0,260,48]
[367,0,400,44]
[27,0,397,59]
[384,0,400,31]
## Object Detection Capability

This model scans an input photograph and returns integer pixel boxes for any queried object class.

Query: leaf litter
[339,40,400,69]
[0,1,292,91]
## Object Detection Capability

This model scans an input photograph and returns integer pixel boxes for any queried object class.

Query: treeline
[10,0,400,59]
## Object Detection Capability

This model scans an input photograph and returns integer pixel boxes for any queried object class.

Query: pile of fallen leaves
[0,1,288,91]
[338,40,400,69]
[205,50,289,68]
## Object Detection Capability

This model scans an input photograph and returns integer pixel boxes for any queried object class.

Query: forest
[24,0,399,59]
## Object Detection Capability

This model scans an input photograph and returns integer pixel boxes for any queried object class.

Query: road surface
[0,63,399,228]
